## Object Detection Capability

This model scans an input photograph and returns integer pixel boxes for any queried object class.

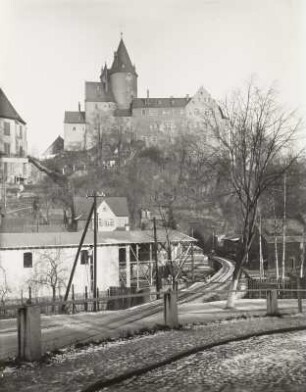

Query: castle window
[23,252,33,268]
[4,143,10,155]
[141,109,146,116]
[4,122,10,136]
[19,125,23,138]
[72,127,76,131]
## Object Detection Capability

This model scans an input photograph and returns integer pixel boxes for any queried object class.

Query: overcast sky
[1,0,305,153]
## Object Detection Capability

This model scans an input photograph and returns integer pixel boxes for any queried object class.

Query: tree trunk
[225,271,240,309]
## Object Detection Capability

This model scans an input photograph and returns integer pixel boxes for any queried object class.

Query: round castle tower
[109,38,138,110]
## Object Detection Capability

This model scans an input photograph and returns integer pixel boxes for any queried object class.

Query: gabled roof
[43,136,64,157]
[110,39,137,76]
[64,111,85,124]
[0,88,26,124]
[104,197,129,217]
[132,97,190,109]
[85,81,115,103]
[73,196,129,219]
[0,230,196,249]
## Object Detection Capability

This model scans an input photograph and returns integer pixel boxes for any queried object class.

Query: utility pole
[191,228,194,283]
[86,191,105,311]
[258,208,264,279]
[282,172,287,282]
[153,217,160,298]
[273,199,279,280]
[2,165,7,211]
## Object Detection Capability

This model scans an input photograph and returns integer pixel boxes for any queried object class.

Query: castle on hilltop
[64,37,225,151]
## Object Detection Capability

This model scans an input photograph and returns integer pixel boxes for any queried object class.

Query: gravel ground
[1,315,306,392]
[102,330,306,392]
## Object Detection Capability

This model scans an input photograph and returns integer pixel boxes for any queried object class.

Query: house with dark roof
[74,196,130,232]
[63,37,226,151]
[0,88,28,185]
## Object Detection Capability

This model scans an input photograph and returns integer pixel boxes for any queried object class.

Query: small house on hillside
[74,196,129,231]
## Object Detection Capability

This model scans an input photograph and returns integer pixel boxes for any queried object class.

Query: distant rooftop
[73,196,129,219]
[64,111,85,124]
[0,88,26,124]
[85,81,115,103]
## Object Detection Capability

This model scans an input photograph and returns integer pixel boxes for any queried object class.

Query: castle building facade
[64,38,225,151]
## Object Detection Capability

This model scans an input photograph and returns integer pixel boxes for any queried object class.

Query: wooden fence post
[28,287,32,303]
[297,278,303,313]
[96,288,100,312]
[84,286,88,312]
[72,284,76,314]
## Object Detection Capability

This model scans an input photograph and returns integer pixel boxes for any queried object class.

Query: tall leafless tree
[29,249,68,301]
[207,81,303,307]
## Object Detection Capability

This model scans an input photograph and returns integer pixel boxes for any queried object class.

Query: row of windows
[22,250,92,268]
[140,108,185,116]
[99,219,114,227]
[3,122,23,137]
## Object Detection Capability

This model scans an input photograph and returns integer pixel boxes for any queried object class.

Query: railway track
[105,256,235,324]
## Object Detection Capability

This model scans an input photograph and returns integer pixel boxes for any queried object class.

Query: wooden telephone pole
[86,191,105,310]
[153,217,160,298]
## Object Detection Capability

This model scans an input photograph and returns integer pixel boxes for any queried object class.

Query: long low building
[0,230,196,300]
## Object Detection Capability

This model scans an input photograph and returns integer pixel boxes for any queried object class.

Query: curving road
[99,330,306,391]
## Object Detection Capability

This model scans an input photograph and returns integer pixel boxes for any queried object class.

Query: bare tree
[28,155,77,230]
[207,81,303,308]
[29,249,68,301]
[0,265,9,306]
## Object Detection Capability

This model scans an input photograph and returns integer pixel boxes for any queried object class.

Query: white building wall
[64,123,86,151]
[0,117,28,184]
[0,245,119,299]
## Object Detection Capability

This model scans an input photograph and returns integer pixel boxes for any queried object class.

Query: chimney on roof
[78,102,81,112]
[186,94,189,99]
[146,89,149,99]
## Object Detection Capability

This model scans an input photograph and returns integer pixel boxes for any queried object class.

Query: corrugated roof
[0,230,196,249]
[0,88,26,124]
[132,97,189,109]
[64,111,85,124]
[85,82,115,103]
[110,39,137,76]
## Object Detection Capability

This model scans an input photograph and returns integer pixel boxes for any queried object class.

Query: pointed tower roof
[0,88,26,124]
[110,39,137,76]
